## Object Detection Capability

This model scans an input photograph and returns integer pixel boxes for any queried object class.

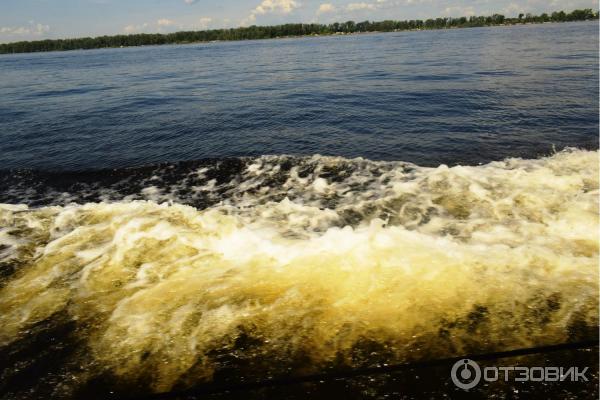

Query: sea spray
[0,149,597,394]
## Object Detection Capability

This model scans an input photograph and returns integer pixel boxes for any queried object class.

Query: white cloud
[255,0,300,14]
[243,0,300,25]
[197,17,213,29]
[0,21,49,37]
[443,6,476,17]
[341,0,404,14]
[243,15,257,25]
[124,17,216,34]
[346,2,377,11]
[502,2,525,15]
[184,0,196,4]
[124,23,149,33]
[157,18,175,26]
[317,3,336,14]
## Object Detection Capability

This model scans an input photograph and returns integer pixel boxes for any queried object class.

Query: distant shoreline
[0,9,597,55]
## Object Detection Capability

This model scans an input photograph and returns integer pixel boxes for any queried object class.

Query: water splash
[0,149,597,394]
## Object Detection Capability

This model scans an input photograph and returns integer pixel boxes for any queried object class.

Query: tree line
[0,9,597,54]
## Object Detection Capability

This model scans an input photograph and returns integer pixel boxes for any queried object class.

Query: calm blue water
[0,21,598,170]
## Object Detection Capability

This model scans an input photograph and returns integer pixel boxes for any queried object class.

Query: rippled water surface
[0,21,598,170]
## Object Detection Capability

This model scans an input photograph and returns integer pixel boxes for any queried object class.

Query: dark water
[0,21,598,171]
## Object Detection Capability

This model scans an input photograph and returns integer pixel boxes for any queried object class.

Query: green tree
[1,9,597,55]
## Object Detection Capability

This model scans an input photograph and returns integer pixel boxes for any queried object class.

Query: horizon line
[0,8,597,52]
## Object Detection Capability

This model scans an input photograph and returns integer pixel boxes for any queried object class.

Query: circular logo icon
[451,359,481,390]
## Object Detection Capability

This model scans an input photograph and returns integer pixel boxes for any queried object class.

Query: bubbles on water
[0,149,598,394]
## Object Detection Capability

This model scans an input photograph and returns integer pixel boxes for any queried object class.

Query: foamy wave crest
[0,149,598,396]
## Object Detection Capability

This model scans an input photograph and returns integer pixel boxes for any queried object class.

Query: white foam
[0,149,597,392]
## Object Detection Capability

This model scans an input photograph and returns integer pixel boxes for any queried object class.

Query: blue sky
[0,0,597,43]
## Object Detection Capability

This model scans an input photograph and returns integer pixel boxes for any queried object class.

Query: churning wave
[0,149,598,397]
